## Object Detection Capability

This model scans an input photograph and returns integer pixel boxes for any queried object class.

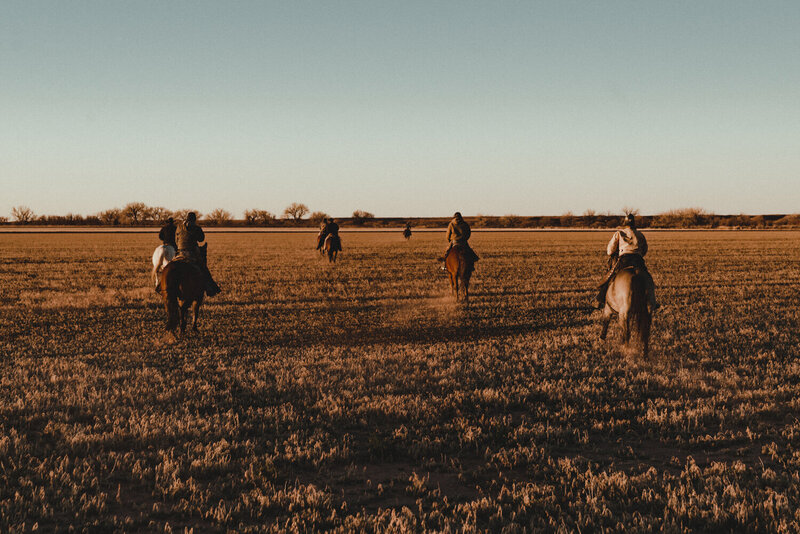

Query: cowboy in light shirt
[594,214,658,312]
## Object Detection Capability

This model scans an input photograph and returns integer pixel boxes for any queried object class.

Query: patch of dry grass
[2,230,800,531]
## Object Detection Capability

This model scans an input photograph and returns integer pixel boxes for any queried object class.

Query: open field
[2,230,800,532]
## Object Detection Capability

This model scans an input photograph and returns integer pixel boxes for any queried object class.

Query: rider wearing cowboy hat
[594,214,658,312]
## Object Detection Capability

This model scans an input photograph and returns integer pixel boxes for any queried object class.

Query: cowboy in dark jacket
[176,212,221,297]
[441,212,479,268]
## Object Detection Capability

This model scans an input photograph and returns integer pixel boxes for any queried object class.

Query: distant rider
[175,212,221,297]
[158,217,177,251]
[442,212,479,268]
[403,222,412,239]
[594,214,658,312]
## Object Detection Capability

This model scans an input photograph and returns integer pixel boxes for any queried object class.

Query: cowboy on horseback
[316,218,329,250]
[594,214,658,312]
[326,218,342,250]
[176,212,221,297]
[158,217,177,251]
[441,212,479,269]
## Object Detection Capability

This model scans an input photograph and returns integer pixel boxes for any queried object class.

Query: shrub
[352,210,375,226]
[206,209,233,226]
[309,211,330,224]
[244,209,277,226]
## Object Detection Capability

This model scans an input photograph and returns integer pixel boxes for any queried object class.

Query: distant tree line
[2,202,377,227]
[3,203,800,229]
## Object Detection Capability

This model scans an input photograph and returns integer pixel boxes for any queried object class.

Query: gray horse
[600,267,652,357]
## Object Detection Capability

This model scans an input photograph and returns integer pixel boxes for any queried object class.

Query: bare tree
[351,209,374,225]
[244,209,276,225]
[282,203,309,221]
[147,206,173,224]
[206,208,233,226]
[309,211,329,224]
[11,206,35,223]
[97,208,121,225]
[122,202,148,225]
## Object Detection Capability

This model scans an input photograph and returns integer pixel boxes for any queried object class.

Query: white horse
[152,245,176,289]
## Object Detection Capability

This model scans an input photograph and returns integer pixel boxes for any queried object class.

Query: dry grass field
[2,230,800,532]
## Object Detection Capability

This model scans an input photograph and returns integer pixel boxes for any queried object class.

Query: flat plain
[2,230,800,532]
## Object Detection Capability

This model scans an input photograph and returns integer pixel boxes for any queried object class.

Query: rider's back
[176,221,204,255]
[447,218,471,245]
[608,228,647,257]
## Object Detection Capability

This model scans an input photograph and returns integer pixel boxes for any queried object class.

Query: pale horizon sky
[2,1,799,218]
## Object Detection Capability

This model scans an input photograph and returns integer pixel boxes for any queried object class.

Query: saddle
[449,244,479,263]
[600,254,648,287]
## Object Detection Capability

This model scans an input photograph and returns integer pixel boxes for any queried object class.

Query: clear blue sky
[2,1,799,218]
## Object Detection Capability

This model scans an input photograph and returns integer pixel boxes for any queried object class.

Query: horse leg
[192,300,201,332]
[165,296,179,332]
[600,307,612,340]
[447,271,456,299]
[621,312,631,344]
[180,301,191,333]
[641,314,651,358]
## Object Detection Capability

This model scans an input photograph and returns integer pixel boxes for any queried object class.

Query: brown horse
[445,245,474,302]
[600,267,652,357]
[323,234,341,263]
[403,227,412,240]
[158,244,207,334]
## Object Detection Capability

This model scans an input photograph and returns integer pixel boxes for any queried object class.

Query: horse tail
[629,272,651,349]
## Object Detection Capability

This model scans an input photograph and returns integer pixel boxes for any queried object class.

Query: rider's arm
[446,222,454,242]
[639,232,648,256]
[196,226,205,243]
[464,224,471,241]
[606,232,620,256]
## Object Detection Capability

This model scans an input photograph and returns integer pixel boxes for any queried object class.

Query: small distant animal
[151,244,176,289]
[158,244,207,334]
[444,245,474,303]
[600,266,652,357]
[403,227,412,240]
[323,234,341,263]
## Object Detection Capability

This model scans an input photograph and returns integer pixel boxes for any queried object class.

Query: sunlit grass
[2,230,800,531]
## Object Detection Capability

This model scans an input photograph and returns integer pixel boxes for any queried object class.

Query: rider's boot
[593,285,607,309]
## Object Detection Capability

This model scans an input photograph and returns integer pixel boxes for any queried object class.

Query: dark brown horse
[445,245,474,302]
[403,227,412,240]
[158,244,207,334]
[323,234,341,263]
[600,267,652,357]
